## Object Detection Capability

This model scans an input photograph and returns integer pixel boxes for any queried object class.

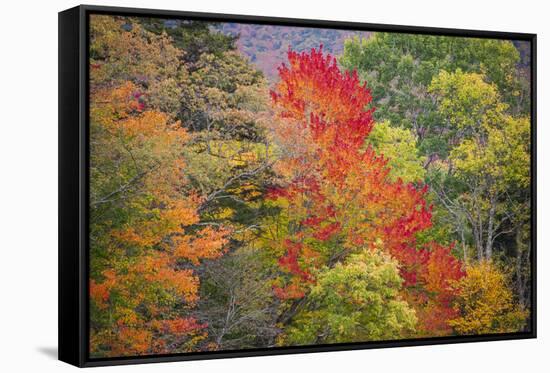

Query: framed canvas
[58,4,537,367]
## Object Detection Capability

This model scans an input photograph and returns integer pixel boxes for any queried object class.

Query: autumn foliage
[267,47,465,335]
[88,16,529,357]
[89,81,229,356]
[449,261,528,335]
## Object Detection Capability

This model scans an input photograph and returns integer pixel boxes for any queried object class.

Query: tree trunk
[515,228,526,308]
[485,192,497,259]
[473,223,483,261]
[460,227,468,264]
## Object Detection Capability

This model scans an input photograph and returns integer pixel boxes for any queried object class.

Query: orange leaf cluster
[89,80,230,356]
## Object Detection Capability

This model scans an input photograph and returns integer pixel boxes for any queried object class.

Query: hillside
[216,23,371,81]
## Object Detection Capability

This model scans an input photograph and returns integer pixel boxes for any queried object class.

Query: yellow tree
[429,70,530,260]
[449,261,527,335]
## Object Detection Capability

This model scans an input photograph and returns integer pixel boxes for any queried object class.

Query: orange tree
[265,47,464,338]
[89,82,230,357]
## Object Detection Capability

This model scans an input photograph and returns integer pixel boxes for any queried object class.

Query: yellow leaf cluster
[449,261,527,334]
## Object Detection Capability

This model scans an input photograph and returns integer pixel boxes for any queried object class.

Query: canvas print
[88,14,532,358]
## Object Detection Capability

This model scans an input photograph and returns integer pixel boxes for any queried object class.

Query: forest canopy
[88,15,532,357]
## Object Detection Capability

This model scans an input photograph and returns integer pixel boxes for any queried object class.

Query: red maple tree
[269,47,464,335]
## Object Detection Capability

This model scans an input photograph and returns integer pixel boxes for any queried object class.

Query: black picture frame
[59,4,537,367]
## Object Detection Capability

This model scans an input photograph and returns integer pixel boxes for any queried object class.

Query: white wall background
[0,0,547,371]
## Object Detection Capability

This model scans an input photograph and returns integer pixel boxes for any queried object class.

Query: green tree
[367,120,426,183]
[340,33,527,158]
[139,18,237,67]
[283,250,417,345]
[429,70,530,261]
[180,49,274,234]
